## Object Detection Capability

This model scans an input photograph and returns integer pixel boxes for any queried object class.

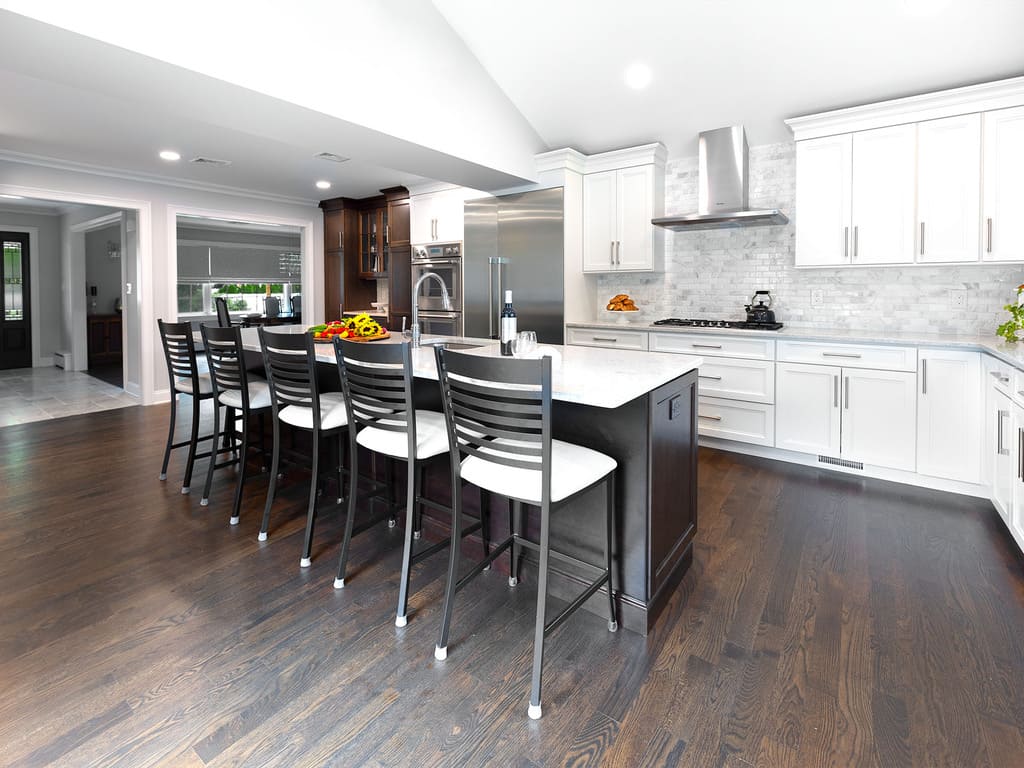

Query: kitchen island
[239,327,702,633]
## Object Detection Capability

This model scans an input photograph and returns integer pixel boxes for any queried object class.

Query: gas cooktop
[652,318,784,331]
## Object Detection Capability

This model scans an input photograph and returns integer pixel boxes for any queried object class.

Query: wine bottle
[500,290,517,356]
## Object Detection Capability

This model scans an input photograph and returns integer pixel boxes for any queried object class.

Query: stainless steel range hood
[652,126,788,231]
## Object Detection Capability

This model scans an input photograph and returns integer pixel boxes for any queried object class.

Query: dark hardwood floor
[1,401,1023,767]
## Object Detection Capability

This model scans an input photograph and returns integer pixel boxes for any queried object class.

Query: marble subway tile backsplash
[596,142,1023,336]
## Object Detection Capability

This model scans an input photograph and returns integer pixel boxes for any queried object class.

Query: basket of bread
[603,293,639,323]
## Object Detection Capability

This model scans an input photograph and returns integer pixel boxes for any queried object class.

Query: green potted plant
[996,284,1024,342]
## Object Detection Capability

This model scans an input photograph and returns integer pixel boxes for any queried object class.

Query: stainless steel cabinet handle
[833,374,839,408]
[592,336,618,343]
[987,218,993,253]
[385,224,389,244]
[998,410,1009,455]
[698,414,722,421]
[699,374,722,381]
[616,241,621,265]
[922,359,927,394]
[844,376,850,410]
[823,352,862,359]
[844,226,849,260]
[1019,427,1023,480]
[920,222,925,255]
[853,225,859,260]
[692,343,723,349]
[610,241,615,266]
[338,232,343,248]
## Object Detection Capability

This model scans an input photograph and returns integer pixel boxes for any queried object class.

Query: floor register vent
[817,455,864,470]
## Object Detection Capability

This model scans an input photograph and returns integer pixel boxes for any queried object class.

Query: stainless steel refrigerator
[462,187,565,344]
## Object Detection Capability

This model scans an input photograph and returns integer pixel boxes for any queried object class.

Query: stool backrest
[290,295,302,315]
[201,324,251,409]
[265,295,281,318]
[334,337,415,454]
[158,319,201,390]
[259,327,320,421]
[214,296,232,327]
[434,347,552,499]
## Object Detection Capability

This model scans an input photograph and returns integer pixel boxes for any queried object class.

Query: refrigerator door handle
[487,258,494,338]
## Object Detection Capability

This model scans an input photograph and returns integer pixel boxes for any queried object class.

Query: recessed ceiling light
[159,150,181,162]
[624,62,653,90]
[315,180,332,190]
[0,194,25,200]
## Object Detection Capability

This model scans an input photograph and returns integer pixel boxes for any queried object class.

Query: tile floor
[0,366,138,427]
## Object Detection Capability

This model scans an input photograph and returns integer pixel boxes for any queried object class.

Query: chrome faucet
[410,272,452,348]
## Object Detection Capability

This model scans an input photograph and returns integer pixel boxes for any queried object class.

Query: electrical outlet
[810,289,824,307]
[949,289,967,309]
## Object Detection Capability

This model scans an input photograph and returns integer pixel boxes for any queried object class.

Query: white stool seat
[356,409,449,460]
[219,379,271,410]
[279,391,348,431]
[175,373,213,395]
[461,438,616,504]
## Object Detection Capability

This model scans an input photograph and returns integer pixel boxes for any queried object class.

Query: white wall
[85,222,121,316]
[1,158,321,404]
[0,209,62,365]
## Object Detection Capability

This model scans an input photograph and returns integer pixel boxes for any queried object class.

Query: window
[177,284,205,314]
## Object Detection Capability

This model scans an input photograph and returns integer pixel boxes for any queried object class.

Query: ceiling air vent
[315,152,350,163]
[190,156,232,167]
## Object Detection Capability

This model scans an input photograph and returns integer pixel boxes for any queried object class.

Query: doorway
[1,232,31,370]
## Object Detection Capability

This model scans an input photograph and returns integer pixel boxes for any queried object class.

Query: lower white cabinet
[992,389,1015,524]
[776,362,916,471]
[1011,403,1024,550]
[697,396,774,447]
[917,350,981,483]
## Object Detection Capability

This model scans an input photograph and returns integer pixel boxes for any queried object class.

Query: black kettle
[745,290,776,324]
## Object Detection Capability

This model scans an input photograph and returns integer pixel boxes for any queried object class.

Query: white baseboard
[35,356,54,368]
[123,381,142,398]
[699,436,989,499]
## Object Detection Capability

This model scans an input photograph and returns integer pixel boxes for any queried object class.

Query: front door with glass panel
[1,233,31,369]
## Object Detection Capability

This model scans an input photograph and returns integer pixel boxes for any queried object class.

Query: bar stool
[258,327,347,568]
[157,319,218,494]
[214,296,241,328]
[199,324,272,524]
[432,347,618,720]
[332,337,488,628]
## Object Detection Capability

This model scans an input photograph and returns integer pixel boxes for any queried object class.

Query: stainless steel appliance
[463,187,564,344]
[416,310,463,337]
[412,242,462,311]
[653,317,784,331]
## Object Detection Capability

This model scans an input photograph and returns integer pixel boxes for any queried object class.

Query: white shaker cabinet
[916,349,981,483]
[794,134,852,267]
[917,114,982,263]
[982,105,1024,262]
[840,368,917,472]
[410,188,471,244]
[1011,403,1024,551]
[583,163,664,273]
[992,388,1015,523]
[582,171,618,271]
[775,362,842,455]
[850,124,917,265]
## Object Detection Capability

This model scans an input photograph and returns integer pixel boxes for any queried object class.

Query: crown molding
[534,147,587,175]
[0,204,61,217]
[406,180,462,197]
[0,149,320,207]
[582,142,668,174]
[786,75,1024,141]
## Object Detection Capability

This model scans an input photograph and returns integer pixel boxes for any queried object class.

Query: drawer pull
[699,375,722,381]
[922,359,927,394]
[822,352,862,359]
[592,336,618,343]
[698,414,722,421]
[692,343,723,349]
[844,376,850,410]
[990,370,1010,384]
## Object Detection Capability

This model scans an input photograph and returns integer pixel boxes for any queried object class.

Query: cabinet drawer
[985,354,1013,394]
[697,396,775,447]
[650,332,775,360]
[566,326,649,351]
[697,358,776,404]
[777,340,917,371]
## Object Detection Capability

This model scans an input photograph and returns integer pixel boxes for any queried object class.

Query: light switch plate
[949,289,966,309]
[810,289,824,307]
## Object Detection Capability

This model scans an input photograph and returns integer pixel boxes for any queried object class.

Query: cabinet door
[916,350,981,482]
[409,194,435,244]
[917,114,982,263]
[992,389,1014,522]
[583,170,618,272]
[616,165,655,271]
[1011,405,1024,552]
[982,105,1024,262]
[840,368,916,471]
[434,188,466,243]
[775,362,841,455]
[851,125,916,264]
[795,135,852,266]
[387,200,410,246]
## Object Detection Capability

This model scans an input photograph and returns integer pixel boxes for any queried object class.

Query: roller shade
[177,244,302,283]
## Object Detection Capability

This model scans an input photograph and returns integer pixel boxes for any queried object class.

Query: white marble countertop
[567,320,1024,370]
[238,326,702,409]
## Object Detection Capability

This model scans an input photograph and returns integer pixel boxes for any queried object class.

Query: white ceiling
[434,0,1024,157]
[1,1,1023,205]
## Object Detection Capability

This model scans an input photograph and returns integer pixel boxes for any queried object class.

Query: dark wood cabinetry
[87,314,122,366]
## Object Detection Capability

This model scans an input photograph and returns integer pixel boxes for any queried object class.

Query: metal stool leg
[605,473,618,632]
[479,488,491,570]
[385,457,397,527]
[300,431,321,567]
[527,501,552,720]
[181,394,202,494]
[395,459,419,627]
[435,463,463,661]
[413,463,425,540]
[159,393,177,480]
[258,417,281,541]
[200,401,222,506]
[229,418,251,526]
[509,500,523,587]
[335,433,345,504]
[334,435,360,588]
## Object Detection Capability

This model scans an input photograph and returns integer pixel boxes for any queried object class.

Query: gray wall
[0,209,63,364]
[597,141,1024,336]
[85,223,122,316]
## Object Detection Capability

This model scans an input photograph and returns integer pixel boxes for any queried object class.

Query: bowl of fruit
[309,313,390,343]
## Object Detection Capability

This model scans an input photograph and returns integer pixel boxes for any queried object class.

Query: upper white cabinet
[850,125,917,265]
[794,135,852,267]
[787,76,1024,266]
[917,114,982,263]
[917,349,981,483]
[410,187,475,244]
[982,105,1024,262]
[581,144,665,273]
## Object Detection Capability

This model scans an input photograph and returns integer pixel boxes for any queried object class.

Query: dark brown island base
[240,327,703,634]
